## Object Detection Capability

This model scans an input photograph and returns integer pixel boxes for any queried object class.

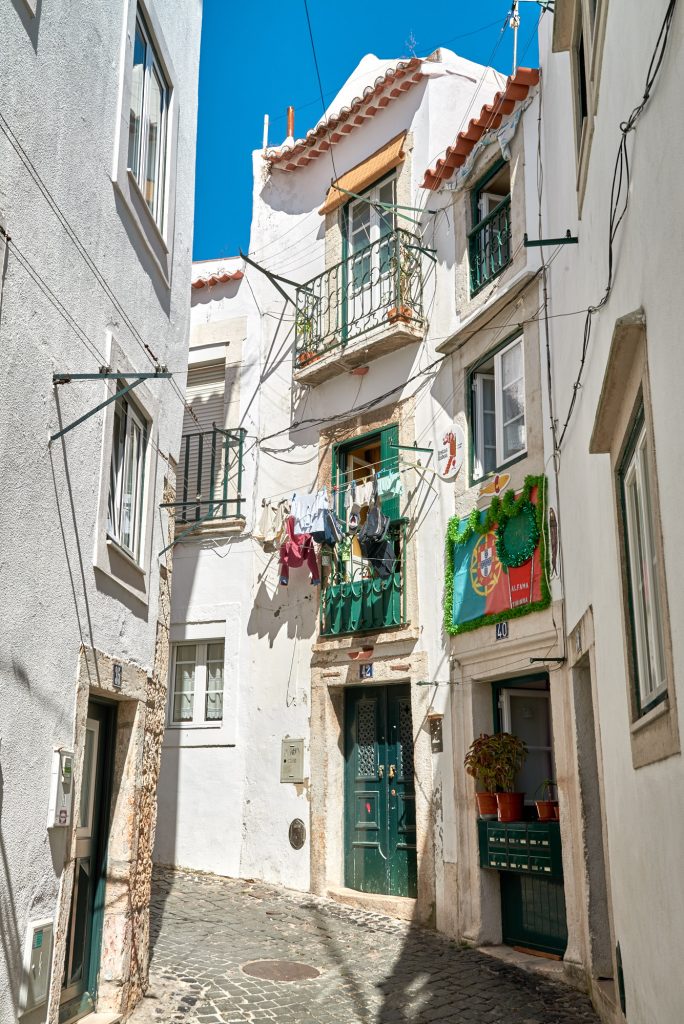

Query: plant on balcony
[491,732,528,822]
[463,733,500,819]
[386,244,417,325]
[295,310,319,367]
[535,778,559,821]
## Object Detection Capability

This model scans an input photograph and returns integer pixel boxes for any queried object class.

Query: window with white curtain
[127,11,170,228]
[620,413,667,713]
[471,333,526,480]
[170,641,225,725]
[107,390,148,562]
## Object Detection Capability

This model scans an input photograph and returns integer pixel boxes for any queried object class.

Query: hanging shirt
[377,470,403,502]
[279,516,320,586]
[254,499,289,552]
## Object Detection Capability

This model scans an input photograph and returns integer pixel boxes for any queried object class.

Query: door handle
[388,764,396,780]
[378,765,384,779]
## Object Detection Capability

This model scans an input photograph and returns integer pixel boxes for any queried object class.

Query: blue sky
[192,1,540,261]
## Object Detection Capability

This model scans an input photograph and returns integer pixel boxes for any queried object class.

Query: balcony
[320,523,407,637]
[166,427,246,527]
[469,195,512,296]
[294,229,425,385]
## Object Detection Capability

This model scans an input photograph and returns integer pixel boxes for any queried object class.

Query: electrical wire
[556,0,678,448]
[302,0,339,183]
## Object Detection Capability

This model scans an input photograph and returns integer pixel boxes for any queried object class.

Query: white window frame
[622,423,667,711]
[107,390,148,564]
[168,640,226,729]
[127,12,169,230]
[472,334,527,481]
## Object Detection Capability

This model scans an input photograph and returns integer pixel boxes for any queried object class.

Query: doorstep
[477,944,566,980]
[326,885,416,922]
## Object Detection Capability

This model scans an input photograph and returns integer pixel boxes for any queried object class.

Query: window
[498,681,554,804]
[127,12,169,228]
[470,334,526,480]
[469,162,511,295]
[619,411,667,713]
[107,390,148,561]
[575,29,589,148]
[170,641,225,725]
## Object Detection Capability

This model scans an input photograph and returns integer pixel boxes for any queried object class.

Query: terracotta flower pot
[475,792,498,819]
[496,792,525,822]
[535,800,559,822]
[553,803,560,821]
[387,305,413,324]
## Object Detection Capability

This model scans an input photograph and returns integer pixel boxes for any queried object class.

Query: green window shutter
[380,424,400,521]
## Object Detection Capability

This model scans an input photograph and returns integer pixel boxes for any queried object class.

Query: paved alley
[129,869,601,1024]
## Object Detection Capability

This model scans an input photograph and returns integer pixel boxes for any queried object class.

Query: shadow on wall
[10,0,42,51]
[247,573,318,649]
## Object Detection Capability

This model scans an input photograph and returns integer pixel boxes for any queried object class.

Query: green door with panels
[344,685,417,898]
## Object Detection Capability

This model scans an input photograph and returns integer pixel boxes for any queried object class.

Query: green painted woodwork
[344,685,417,898]
[322,570,403,636]
[500,873,568,957]
[478,819,567,957]
[379,424,400,521]
[478,820,564,878]
[60,700,116,1024]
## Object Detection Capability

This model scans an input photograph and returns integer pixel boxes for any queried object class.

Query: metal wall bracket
[50,369,171,443]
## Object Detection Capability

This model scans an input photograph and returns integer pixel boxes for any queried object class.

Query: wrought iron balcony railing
[168,427,245,524]
[469,195,512,296]
[319,522,407,637]
[294,228,424,369]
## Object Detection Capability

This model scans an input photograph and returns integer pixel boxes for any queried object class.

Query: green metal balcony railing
[320,522,407,637]
[469,195,512,295]
[294,229,424,370]
[168,427,245,524]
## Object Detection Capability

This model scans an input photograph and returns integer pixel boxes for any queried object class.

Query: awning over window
[318,131,407,215]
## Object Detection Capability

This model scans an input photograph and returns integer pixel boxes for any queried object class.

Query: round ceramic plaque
[288,818,306,850]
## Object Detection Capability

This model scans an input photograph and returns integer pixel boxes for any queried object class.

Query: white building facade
[0,2,202,1022]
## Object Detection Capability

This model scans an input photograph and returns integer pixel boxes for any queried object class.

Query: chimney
[286,105,295,142]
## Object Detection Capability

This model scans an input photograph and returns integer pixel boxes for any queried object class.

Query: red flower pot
[535,800,559,822]
[475,792,498,819]
[496,792,525,822]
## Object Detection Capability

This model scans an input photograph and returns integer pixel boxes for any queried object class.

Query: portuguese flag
[445,477,550,635]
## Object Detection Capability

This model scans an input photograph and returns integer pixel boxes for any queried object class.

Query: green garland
[443,475,550,636]
[496,500,539,568]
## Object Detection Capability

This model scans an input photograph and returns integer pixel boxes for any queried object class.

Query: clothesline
[259,454,426,506]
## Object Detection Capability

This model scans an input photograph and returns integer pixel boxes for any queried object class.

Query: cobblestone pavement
[129,868,601,1024]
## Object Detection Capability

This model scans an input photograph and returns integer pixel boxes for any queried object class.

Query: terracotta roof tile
[421,67,540,191]
[266,57,424,171]
[191,269,244,290]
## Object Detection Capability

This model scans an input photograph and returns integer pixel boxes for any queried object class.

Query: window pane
[145,66,165,217]
[121,415,143,554]
[128,25,146,176]
[173,645,196,723]
[205,641,225,721]
[501,341,523,389]
[500,341,526,460]
[107,403,125,539]
[482,377,497,474]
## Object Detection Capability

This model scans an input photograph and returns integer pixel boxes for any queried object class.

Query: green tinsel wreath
[495,500,539,568]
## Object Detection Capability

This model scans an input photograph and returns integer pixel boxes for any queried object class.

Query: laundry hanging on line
[254,498,290,552]
[279,516,320,587]
[291,487,329,539]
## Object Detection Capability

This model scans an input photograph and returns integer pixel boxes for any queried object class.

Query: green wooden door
[60,700,115,1024]
[344,685,417,898]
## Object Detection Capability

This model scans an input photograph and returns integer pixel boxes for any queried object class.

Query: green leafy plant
[464,732,528,792]
[489,732,528,793]
[463,733,500,792]
[535,778,558,801]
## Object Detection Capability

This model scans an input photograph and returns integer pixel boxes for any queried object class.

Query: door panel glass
[79,725,97,832]
[68,860,92,986]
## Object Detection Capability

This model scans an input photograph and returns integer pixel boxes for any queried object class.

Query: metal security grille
[398,699,414,778]
[356,701,377,778]
[293,228,424,366]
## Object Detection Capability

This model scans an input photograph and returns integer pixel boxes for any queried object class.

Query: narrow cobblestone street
[129,869,601,1024]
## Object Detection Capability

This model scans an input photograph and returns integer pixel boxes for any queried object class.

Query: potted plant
[535,779,559,821]
[463,733,499,819]
[295,310,319,366]
[386,246,417,325]
[490,732,528,822]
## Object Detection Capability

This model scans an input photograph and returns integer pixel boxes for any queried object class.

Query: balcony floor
[294,318,424,385]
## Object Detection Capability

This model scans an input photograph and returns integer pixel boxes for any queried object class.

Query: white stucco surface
[0,2,201,1020]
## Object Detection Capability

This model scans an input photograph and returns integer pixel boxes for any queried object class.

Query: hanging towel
[279,516,320,586]
[291,488,329,536]
[254,499,289,553]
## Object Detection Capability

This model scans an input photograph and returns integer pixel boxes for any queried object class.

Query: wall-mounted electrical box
[280,738,304,783]
[47,747,74,829]
[18,919,53,1015]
